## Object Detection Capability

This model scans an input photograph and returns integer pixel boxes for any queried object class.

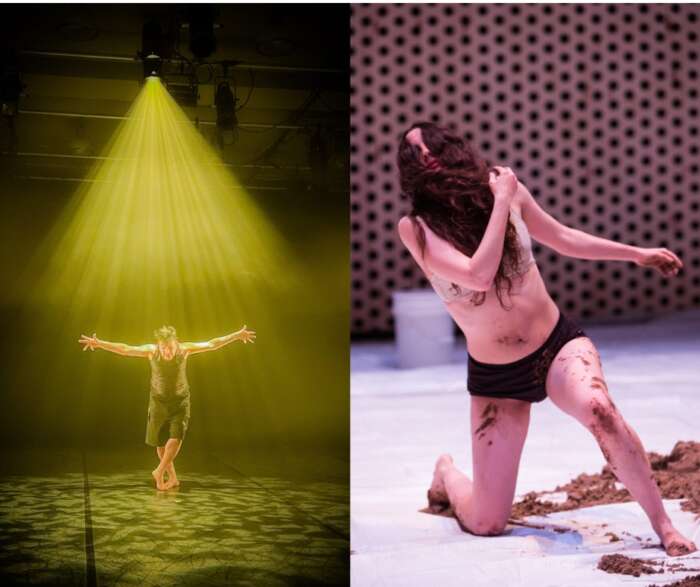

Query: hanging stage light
[215,81,238,146]
[142,54,162,79]
[140,19,163,79]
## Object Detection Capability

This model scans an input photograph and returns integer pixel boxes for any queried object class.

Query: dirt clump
[597,554,660,577]
[511,441,700,519]
[649,441,700,517]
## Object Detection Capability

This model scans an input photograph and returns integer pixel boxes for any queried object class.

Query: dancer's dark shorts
[145,394,190,447]
[467,311,587,403]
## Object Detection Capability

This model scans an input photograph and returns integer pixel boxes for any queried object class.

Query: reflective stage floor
[0,448,348,586]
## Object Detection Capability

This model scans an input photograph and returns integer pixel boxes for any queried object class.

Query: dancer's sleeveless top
[427,205,536,303]
[149,348,189,401]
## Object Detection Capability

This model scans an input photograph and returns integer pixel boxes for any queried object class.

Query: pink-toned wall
[351,3,700,336]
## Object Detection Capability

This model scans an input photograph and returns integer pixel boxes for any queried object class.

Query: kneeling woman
[397,122,695,556]
[79,325,256,490]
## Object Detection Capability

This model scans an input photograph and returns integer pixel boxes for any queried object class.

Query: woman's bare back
[440,261,560,363]
[398,197,560,363]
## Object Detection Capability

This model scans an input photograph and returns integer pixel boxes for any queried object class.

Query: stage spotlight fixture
[215,81,238,146]
[143,54,163,78]
[140,19,164,78]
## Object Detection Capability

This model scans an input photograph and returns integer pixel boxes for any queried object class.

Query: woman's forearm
[96,339,132,355]
[208,331,240,350]
[468,198,512,287]
[559,228,642,262]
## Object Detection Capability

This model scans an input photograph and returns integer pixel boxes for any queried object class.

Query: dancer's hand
[635,247,682,276]
[488,166,518,204]
[79,333,98,351]
[236,326,256,344]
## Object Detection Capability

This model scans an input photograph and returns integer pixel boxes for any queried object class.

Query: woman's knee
[585,395,625,437]
[465,516,508,537]
[455,507,508,537]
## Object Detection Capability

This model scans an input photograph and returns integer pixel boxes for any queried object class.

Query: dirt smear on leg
[475,403,498,440]
[576,354,592,367]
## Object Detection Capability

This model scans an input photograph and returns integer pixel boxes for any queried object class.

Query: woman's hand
[79,333,98,351]
[488,166,518,204]
[634,247,682,277]
[236,326,256,344]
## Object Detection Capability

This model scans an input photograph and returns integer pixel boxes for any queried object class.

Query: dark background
[0,4,349,454]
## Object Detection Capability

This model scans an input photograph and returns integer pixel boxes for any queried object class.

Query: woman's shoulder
[397,216,431,273]
[397,215,417,243]
[397,214,414,229]
[398,214,432,234]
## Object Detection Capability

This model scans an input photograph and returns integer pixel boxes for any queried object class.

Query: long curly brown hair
[397,122,522,308]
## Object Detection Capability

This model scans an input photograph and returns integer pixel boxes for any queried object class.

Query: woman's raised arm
[518,181,681,276]
[398,166,518,291]
[181,326,256,356]
[78,333,154,357]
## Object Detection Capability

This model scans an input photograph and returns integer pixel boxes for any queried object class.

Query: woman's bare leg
[546,336,697,556]
[152,438,182,490]
[156,446,178,487]
[430,396,531,535]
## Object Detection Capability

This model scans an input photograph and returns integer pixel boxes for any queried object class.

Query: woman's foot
[163,477,180,490]
[662,533,697,557]
[427,454,454,512]
[151,468,166,491]
[657,522,697,556]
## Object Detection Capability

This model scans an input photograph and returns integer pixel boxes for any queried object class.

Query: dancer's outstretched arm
[78,333,154,357]
[518,181,682,276]
[181,326,256,356]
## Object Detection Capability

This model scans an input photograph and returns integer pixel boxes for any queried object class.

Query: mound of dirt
[597,554,660,577]
[596,553,700,578]
[511,441,700,519]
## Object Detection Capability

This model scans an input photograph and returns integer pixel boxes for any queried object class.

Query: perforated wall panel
[350,3,700,336]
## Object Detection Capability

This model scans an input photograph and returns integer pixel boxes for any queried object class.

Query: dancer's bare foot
[662,533,697,557]
[658,522,697,556]
[151,468,166,491]
[163,477,180,490]
[427,454,454,512]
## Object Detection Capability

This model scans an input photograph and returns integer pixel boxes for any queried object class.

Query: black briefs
[467,311,587,403]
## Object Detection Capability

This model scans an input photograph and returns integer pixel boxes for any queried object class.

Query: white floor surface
[351,311,700,586]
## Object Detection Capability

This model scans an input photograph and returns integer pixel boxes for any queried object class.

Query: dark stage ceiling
[0,4,349,193]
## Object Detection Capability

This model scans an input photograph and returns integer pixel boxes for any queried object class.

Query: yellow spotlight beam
[34,77,296,332]
[15,77,342,448]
